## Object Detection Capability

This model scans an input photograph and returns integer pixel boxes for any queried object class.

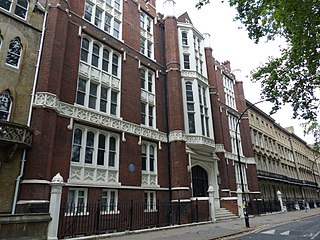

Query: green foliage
[196,0,320,144]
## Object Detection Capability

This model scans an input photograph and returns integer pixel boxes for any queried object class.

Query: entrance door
[192,166,209,197]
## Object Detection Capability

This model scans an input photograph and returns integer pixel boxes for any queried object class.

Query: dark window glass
[100,86,108,112]
[102,49,109,72]
[72,128,82,162]
[14,0,28,19]
[112,54,118,76]
[0,91,12,121]
[141,102,146,124]
[149,145,154,172]
[84,2,93,21]
[182,32,188,45]
[110,91,117,115]
[140,69,146,89]
[104,14,112,33]
[97,134,105,165]
[0,0,12,11]
[89,82,97,109]
[85,131,94,164]
[76,78,86,105]
[108,137,116,167]
[81,38,89,62]
[183,54,190,69]
[142,144,146,171]
[92,44,100,67]
[6,38,22,67]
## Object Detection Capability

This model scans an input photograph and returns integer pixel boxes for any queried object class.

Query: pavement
[73,208,320,240]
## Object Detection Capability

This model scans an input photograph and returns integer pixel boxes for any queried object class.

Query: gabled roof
[177,12,193,25]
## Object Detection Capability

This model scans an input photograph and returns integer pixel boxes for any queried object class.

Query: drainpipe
[11,6,48,214]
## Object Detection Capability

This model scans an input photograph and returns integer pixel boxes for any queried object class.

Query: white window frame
[140,67,156,128]
[144,191,156,212]
[76,77,119,116]
[77,36,120,116]
[101,189,119,214]
[140,12,154,59]
[223,75,236,110]
[14,0,29,20]
[141,141,158,186]
[235,164,248,191]
[0,0,13,12]
[80,37,120,77]
[185,81,195,134]
[83,0,122,39]
[198,84,210,137]
[71,125,119,170]
[228,114,243,155]
[182,31,188,45]
[66,188,88,215]
[183,54,190,69]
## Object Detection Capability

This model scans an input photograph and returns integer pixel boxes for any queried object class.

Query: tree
[196,0,320,145]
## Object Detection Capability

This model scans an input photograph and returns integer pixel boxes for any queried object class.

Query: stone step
[215,208,238,222]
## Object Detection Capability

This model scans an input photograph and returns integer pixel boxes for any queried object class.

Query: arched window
[0,91,12,121]
[85,131,95,164]
[14,0,29,19]
[108,136,116,167]
[111,54,118,76]
[80,38,89,62]
[192,166,208,197]
[6,37,22,68]
[91,43,100,67]
[102,48,109,72]
[71,128,82,162]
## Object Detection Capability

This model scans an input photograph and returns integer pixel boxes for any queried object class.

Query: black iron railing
[58,199,208,239]
[249,199,281,215]
[250,198,320,214]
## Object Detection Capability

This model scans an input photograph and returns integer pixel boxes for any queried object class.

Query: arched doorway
[192,165,209,197]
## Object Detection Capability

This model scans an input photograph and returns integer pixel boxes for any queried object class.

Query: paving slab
[72,208,320,240]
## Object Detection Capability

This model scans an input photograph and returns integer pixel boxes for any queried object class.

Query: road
[230,215,320,240]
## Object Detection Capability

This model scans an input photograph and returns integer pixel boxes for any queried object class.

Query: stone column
[277,190,286,212]
[237,188,244,218]
[48,173,64,240]
[208,186,216,222]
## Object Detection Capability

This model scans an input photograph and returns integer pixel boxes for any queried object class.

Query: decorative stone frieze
[181,70,208,84]
[215,144,225,153]
[225,152,255,164]
[34,92,167,142]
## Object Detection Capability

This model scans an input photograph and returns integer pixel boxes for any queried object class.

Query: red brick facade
[16,0,260,221]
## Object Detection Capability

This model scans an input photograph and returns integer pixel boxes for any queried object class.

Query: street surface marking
[261,229,275,235]
[311,231,320,240]
[280,231,290,235]
[303,231,320,239]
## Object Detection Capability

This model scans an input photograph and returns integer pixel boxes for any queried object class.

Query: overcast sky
[156,0,315,144]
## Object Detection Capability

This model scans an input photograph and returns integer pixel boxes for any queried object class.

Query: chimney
[203,33,211,48]
[222,60,231,71]
[163,0,176,18]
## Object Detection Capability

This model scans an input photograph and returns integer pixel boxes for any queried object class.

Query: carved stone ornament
[34,92,167,142]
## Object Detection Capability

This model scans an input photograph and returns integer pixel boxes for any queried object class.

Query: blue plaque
[129,163,135,172]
